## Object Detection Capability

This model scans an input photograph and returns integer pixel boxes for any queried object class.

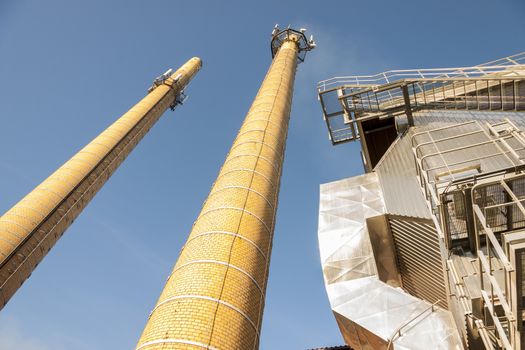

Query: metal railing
[318,52,525,145]
[386,300,441,350]
[411,120,525,246]
[471,177,525,350]
[408,118,525,348]
[341,76,525,117]
[412,120,525,186]
[318,52,525,92]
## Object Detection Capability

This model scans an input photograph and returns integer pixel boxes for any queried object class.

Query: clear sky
[0,1,524,349]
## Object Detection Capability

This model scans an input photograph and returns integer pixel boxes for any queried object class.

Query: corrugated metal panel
[414,109,525,129]
[388,215,449,310]
[374,128,432,219]
[412,118,525,183]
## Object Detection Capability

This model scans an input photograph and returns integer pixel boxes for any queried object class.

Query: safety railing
[317,52,525,92]
[340,76,525,118]
[386,300,441,350]
[409,121,525,348]
[318,52,525,145]
[411,120,525,246]
[472,178,523,350]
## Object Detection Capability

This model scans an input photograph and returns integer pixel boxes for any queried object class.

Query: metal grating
[388,216,448,310]
[473,177,525,234]
[440,175,525,248]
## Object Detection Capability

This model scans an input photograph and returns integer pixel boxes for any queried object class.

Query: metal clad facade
[318,176,462,349]
[374,129,431,219]
[135,35,304,350]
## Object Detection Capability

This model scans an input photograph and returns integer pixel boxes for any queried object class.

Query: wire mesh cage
[473,178,525,234]
[442,191,469,242]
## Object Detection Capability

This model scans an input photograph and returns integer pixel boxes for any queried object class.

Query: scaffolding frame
[470,175,525,350]
[408,119,525,349]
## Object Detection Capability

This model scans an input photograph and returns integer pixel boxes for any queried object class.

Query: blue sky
[0,0,524,349]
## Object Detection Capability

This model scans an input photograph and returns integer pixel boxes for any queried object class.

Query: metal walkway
[318,53,525,145]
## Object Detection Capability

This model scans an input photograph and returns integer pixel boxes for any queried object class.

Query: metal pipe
[0,57,202,309]
[135,27,314,350]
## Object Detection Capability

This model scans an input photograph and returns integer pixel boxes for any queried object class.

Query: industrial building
[317,53,525,349]
[2,19,525,349]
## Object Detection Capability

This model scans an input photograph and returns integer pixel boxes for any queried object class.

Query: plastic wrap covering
[0,58,202,309]
[135,39,301,350]
[319,175,463,349]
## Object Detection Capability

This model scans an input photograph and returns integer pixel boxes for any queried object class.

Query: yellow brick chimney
[0,57,202,309]
[135,27,315,350]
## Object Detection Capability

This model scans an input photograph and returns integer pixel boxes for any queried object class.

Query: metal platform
[318,53,525,145]
[410,120,525,349]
